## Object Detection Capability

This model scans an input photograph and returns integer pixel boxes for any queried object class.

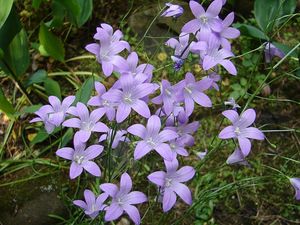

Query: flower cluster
[29,0,275,224]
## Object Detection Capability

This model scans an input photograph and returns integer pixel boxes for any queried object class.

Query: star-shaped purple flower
[127,115,178,161]
[63,102,109,142]
[73,189,108,219]
[56,133,103,179]
[148,159,195,212]
[218,109,265,156]
[290,178,300,200]
[100,173,147,225]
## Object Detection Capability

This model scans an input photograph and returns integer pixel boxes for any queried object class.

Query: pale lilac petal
[127,124,146,139]
[93,122,109,132]
[239,109,256,128]
[220,60,237,75]
[147,171,166,186]
[164,158,179,173]
[203,56,218,70]
[163,189,177,212]
[84,145,103,160]
[85,43,100,55]
[90,108,106,123]
[62,118,81,128]
[146,115,161,137]
[184,95,194,116]
[191,91,212,107]
[182,19,201,33]
[207,0,222,17]
[223,12,234,27]
[100,183,119,197]
[132,100,150,118]
[218,126,236,139]
[70,162,83,179]
[123,204,141,225]
[176,166,195,182]
[73,200,87,209]
[76,102,90,121]
[190,0,204,17]
[102,61,114,76]
[222,110,239,123]
[96,193,109,207]
[120,172,132,194]
[62,95,75,108]
[226,148,248,165]
[155,143,174,161]
[134,141,152,160]
[84,189,95,206]
[126,191,148,204]
[290,178,300,200]
[222,27,240,39]
[242,127,265,140]
[158,130,178,142]
[83,161,101,177]
[76,130,91,142]
[172,182,192,205]
[102,89,122,102]
[49,112,64,126]
[116,103,131,123]
[56,147,74,160]
[105,203,123,221]
[165,38,178,48]
[238,137,252,156]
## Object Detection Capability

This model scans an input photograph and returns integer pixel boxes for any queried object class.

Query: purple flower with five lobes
[264,42,285,63]
[218,109,265,156]
[87,82,117,121]
[85,24,130,77]
[161,3,184,18]
[148,159,195,212]
[226,148,249,166]
[290,178,300,200]
[181,0,223,35]
[175,72,212,116]
[99,129,128,149]
[102,74,158,123]
[201,72,221,91]
[100,173,147,225]
[30,105,56,134]
[127,115,178,161]
[197,12,240,50]
[73,189,108,219]
[63,102,109,142]
[166,120,200,147]
[56,133,103,179]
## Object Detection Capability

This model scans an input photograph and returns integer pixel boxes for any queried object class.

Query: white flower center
[123,93,133,104]
[81,121,94,131]
[102,100,110,107]
[165,178,172,187]
[170,143,176,150]
[146,137,156,148]
[74,155,85,165]
[199,15,208,24]
[184,86,193,94]
[165,88,172,97]
[234,127,241,135]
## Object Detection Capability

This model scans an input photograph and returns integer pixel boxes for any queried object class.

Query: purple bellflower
[99,129,128,149]
[30,105,56,134]
[290,178,300,200]
[226,148,249,166]
[85,24,130,76]
[100,173,147,225]
[148,159,195,212]
[219,109,265,156]
[176,72,212,116]
[127,115,178,161]
[264,42,285,63]
[102,74,158,123]
[224,97,240,110]
[161,3,184,18]
[63,102,109,142]
[169,138,189,159]
[182,0,223,35]
[87,82,117,121]
[73,189,108,219]
[56,133,103,179]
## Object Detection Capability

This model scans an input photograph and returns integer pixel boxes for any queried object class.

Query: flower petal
[218,126,236,139]
[123,204,141,225]
[116,103,131,123]
[120,172,132,194]
[238,137,252,156]
[70,162,83,179]
[134,141,152,160]
[162,189,177,212]
[56,147,74,160]
[155,143,174,161]
[148,171,166,186]
[131,100,151,118]
[172,182,192,205]
[100,183,119,197]
[83,161,101,177]
[175,166,195,182]
[146,115,161,137]
[104,203,123,221]
[241,127,264,140]
[127,124,146,139]
[84,145,104,160]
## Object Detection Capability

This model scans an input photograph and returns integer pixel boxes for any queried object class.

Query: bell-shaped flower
[56,133,104,179]
[85,24,130,76]
[182,0,223,34]
[102,74,158,123]
[127,115,178,161]
[148,159,195,212]
[161,3,184,18]
[100,173,147,225]
[226,148,249,166]
[218,109,265,156]
[88,82,117,121]
[73,189,108,219]
[290,178,300,200]
[30,105,55,134]
[63,102,109,142]
[99,129,128,149]
[264,42,285,63]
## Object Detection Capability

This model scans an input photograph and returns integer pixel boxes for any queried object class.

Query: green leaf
[44,78,61,99]
[4,29,30,77]
[60,128,74,147]
[254,0,297,33]
[58,0,80,26]
[32,0,43,9]
[234,23,268,40]
[25,69,47,87]
[0,0,14,30]
[75,77,94,104]
[21,104,42,114]
[0,86,15,118]
[50,0,66,28]
[76,0,93,27]
[39,23,65,62]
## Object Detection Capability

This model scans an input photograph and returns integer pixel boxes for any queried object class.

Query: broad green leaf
[25,69,47,87]
[4,29,30,77]
[75,77,94,104]
[0,0,14,30]
[39,23,65,62]
[59,0,80,26]
[234,23,268,40]
[0,86,15,118]
[76,0,93,27]
[254,0,297,33]
[44,78,61,99]
[50,0,66,28]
